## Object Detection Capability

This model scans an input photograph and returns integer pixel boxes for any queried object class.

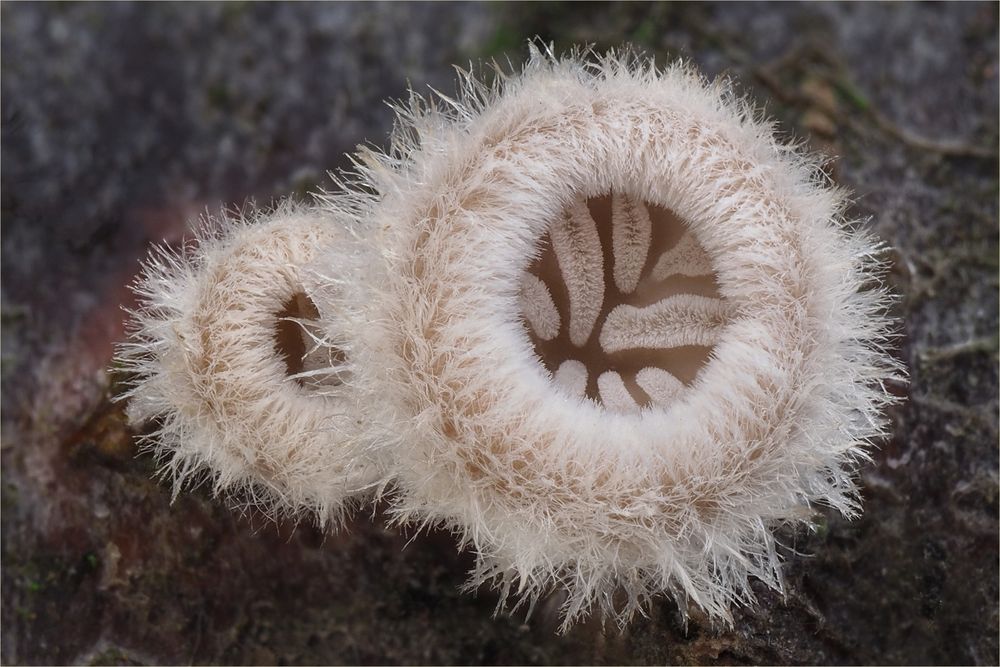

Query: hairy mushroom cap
[117,203,388,526]
[358,46,903,629]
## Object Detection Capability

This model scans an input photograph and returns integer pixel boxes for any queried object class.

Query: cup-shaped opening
[273,291,347,390]
[520,192,731,412]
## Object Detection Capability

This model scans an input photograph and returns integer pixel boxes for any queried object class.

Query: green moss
[813,515,830,540]
[0,303,26,382]
[84,552,101,572]
[481,22,524,59]
[206,82,232,111]
[220,1,250,28]
[87,646,143,666]
[289,172,324,201]
[833,78,871,112]
[2,480,18,510]
[630,18,657,47]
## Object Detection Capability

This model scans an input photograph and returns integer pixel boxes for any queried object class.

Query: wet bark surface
[2,2,997,664]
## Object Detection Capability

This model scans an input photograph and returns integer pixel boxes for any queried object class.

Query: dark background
[2,2,997,664]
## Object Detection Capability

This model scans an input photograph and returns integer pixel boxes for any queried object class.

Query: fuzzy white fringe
[116,203,390,526]
[119,45,902,631]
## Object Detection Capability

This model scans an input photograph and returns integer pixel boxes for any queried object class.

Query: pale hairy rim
[173,216,360,494]
[121,209,391,521]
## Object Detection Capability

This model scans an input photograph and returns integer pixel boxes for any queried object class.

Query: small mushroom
[116,204,388,526]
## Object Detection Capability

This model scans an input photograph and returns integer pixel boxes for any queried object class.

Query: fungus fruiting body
[118,204,387,525]
[120,45,901,631]
[357,47,901,628]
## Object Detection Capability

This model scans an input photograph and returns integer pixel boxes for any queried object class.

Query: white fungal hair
[116,202,388,526]
[345,44,903,630]
[117,43,903,633]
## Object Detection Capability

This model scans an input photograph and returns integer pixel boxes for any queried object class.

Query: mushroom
[117,203,388,526]
[359,45,902,629]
